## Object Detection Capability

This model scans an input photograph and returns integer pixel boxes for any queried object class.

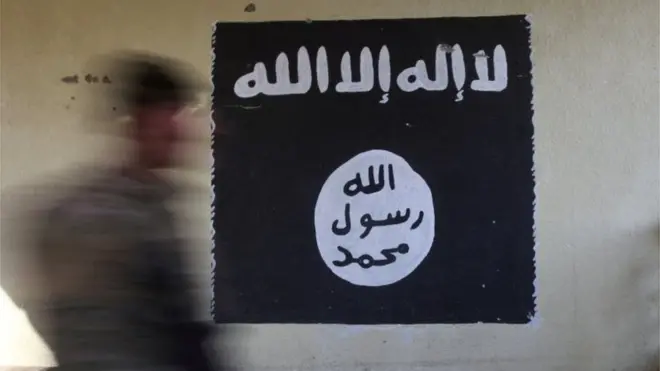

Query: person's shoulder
[41,166,136,232]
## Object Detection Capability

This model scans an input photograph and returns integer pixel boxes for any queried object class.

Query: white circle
[314,149,435,287]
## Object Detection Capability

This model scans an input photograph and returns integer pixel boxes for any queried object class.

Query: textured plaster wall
[0,0,658,370]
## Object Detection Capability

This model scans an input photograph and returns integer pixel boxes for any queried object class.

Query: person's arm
[141,236,216,371]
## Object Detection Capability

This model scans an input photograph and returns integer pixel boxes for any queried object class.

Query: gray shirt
[33,168,200,371]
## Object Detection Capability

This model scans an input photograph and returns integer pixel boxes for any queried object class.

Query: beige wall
[1,0,658,370]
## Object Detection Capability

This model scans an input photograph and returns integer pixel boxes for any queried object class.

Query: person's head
[114,53,202,170]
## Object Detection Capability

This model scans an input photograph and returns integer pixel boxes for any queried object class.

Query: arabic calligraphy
[332,243,410,269]
[360,208,416,239]
[314,149,435,287]
[233,44,508,102]
[234,47,313,98]
[331,203,352,236]
[343,164,395,197]
[327,161,427,269]
[332,203,425,239]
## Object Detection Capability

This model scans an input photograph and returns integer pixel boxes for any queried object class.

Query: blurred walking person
[10,52,223,371]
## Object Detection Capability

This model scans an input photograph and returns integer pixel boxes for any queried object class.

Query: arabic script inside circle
[314,149,435,287]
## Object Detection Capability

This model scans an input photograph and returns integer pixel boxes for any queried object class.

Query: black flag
[211,15,536,325]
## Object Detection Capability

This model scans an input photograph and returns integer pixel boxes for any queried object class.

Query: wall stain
[61,74,112,84]
[61,75,79,84]
[85,74,99,83]
[244,3,256,12]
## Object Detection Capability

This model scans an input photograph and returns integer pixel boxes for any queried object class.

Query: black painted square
[211,15,536,324]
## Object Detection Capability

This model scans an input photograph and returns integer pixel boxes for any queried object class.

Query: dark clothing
[24,168,216,371]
